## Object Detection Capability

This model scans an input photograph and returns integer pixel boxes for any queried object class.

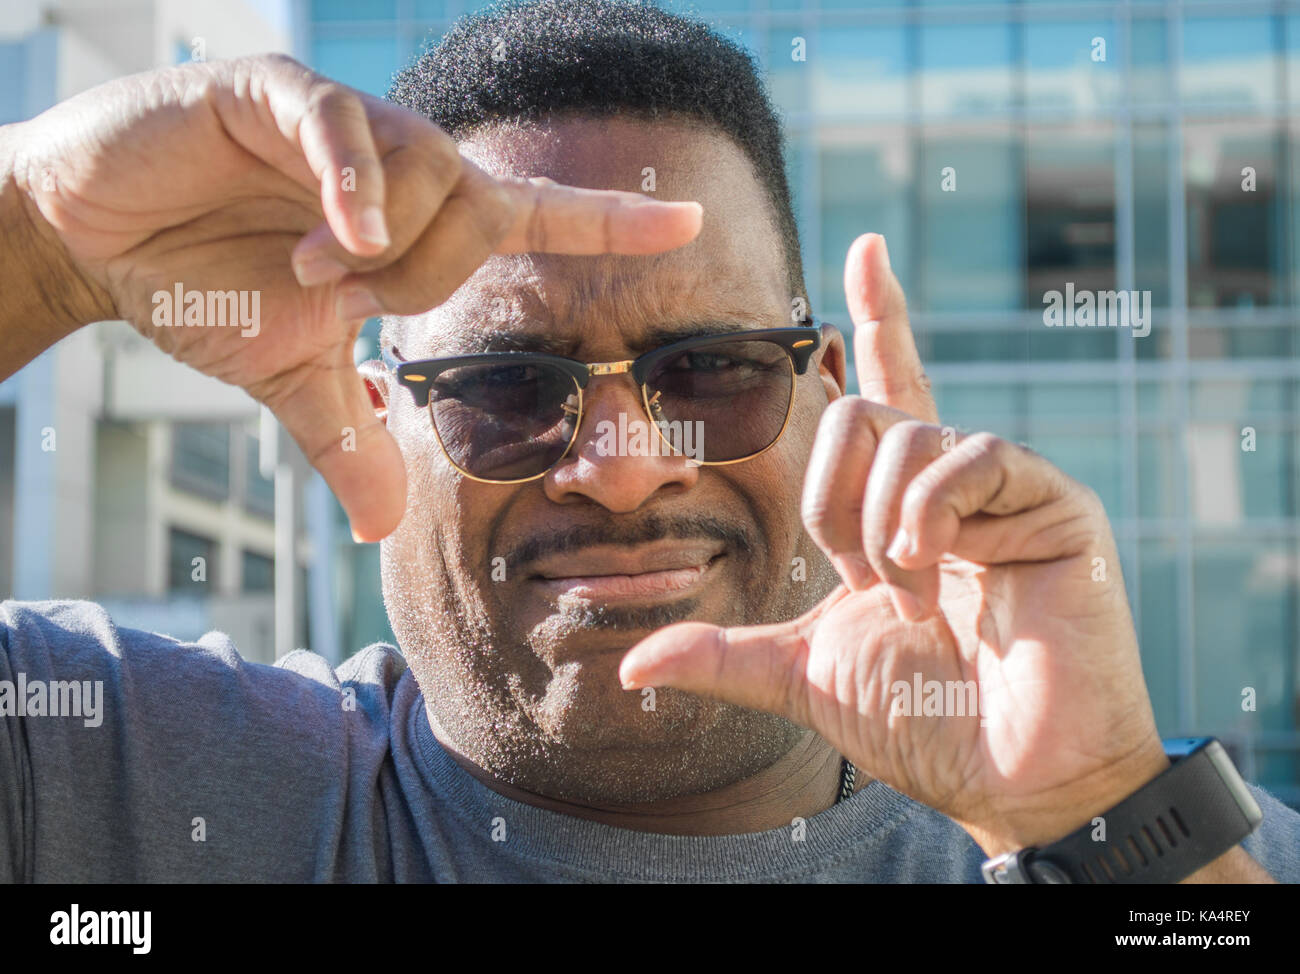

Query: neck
[427,708,855,836]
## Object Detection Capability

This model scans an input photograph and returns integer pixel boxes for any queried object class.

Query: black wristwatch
[981,737,1263,884]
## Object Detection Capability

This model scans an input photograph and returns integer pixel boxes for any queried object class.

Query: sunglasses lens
[428,361,579,481]
[644,340,795,462]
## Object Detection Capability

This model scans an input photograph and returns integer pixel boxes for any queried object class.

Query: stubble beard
[383,539,841,804]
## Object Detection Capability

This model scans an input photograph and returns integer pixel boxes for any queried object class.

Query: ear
[816,322,847,403]
[356,360,391,423]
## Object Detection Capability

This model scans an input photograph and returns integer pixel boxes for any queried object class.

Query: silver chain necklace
[835,757,857,804]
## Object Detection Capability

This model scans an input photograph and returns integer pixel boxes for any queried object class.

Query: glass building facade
[298,0,1300,805]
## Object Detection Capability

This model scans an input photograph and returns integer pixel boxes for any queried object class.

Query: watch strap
[984,738,1263,884]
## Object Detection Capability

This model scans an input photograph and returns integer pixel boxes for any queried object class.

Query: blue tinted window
[919,23,1014,116]
[813,27,907,118]
[312,35,400,96]
[917,136,1022,310]
[818,131,913,309]
[0,43,23,123]
[1025,20,1118,112]
[313,0,397,21]
[1182,17,1278,106]
[1130,16,1168,105]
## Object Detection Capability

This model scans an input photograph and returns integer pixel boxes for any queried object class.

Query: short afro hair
[385,0,806,332]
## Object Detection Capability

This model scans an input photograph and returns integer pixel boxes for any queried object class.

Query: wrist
[1,122,115,376]
[961,737,1171,858]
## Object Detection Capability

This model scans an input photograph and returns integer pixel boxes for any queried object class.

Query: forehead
[399,114,790,358]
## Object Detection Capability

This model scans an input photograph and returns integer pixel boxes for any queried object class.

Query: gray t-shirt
[2,599,1297,883]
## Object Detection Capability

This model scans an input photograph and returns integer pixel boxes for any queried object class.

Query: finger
[256,354,407,542]
[802,396,898,590]
[863,420,946,622]
[336,162,514,317]
[844,233,938,423]
[292,119,465,288]
[619,618,814,723]
[494,176,703,255]
[888,433,1083,572]
[293,81,393,258]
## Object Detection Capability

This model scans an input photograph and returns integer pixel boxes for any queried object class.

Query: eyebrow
[435,319,765,359]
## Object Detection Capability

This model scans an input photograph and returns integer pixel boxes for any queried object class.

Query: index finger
[845,233,938,423]
[493,174,704,255]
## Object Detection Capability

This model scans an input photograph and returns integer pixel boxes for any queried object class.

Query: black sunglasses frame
[382,323,826,482]
[386,325,823,408]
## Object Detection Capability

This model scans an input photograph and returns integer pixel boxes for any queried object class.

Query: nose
[542,374,699,511]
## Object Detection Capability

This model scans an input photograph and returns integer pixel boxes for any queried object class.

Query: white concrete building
[0,0,342,664]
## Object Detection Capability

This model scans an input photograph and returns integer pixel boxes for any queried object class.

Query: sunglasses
[383,323,824,484]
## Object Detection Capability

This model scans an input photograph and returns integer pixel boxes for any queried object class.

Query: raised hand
[620,233,1170,856]
[6,55,702,541]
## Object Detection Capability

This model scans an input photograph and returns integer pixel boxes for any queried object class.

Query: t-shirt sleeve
[0,599,378,882]
[1241,784,1300,882]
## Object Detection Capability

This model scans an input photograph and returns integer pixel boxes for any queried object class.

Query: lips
[527,542,725,602]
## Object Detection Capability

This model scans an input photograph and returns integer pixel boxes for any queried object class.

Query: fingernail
[336,287,384,321]
[293,255,348,287]
[886,527,916,564]
[832,553,873,591]
[357,206,390,248]
[351,526,365,544]
[889,585,925,623]
[878,235,891,271]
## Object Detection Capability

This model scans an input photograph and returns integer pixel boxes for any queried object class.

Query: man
[1,0,1296,883]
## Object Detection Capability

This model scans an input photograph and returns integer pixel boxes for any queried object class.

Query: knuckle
[801,486,860,545]
[260,52,303,73]
[516,177,560,251]
[775,639,809,719]
[375,284,430,318]
[961,430,1003,459]
[1076,482,1106,517]
[881,418,928,452]
[307,82,361,118]
[902,471,945,523]
[421,130,462,180]
[823,393,872,431]
[801,497,835,540]
[525,194,549,252]
[479,183,516,240]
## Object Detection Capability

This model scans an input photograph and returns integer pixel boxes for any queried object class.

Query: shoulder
[1,598,408,735]
[0,600,411,881]
[277,641,409,717]
[3,597,255,676]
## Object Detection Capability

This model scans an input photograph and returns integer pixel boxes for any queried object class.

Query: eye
[435,363,543,397]
[482,364,539,386]
[675,351,758,375]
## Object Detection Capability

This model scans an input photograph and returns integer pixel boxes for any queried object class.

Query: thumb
[263,359,407,542]
[619,617,813,721]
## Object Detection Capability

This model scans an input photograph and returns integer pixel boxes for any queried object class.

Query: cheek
[769,380,824,499]
[390,405,516,578]
[722,420,816,549]
[740,394,824,549]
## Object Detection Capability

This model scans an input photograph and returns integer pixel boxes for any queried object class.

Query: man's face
[378,114,846,802]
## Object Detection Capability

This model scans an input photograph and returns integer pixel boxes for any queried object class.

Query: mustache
[505,512,756,577]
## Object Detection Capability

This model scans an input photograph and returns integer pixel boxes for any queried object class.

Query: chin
[509,694,806,804]
[525,655,719,751]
